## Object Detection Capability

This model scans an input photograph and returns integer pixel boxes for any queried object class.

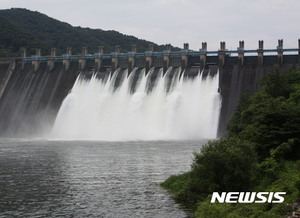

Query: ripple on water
[0,140,206,217]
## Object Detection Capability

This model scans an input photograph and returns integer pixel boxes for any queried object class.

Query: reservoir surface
[0,140,206,217]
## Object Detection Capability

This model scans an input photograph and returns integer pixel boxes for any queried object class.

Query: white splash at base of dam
[51,68,221,141]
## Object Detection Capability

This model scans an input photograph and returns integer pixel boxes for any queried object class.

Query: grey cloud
[1,0,300,50]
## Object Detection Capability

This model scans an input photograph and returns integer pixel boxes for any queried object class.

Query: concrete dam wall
[0,60,78,136]
[0,40,299,138]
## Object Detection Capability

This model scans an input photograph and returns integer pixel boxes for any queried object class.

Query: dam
[0,39,299,139]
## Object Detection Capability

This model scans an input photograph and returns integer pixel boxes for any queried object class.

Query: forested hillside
[0,16,50,57]
[0,8,169,57]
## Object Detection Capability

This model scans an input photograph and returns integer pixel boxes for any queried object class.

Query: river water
[0,139,206,217]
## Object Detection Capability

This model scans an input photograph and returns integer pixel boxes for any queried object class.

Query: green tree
[175,137,257,206]
[228,70,300,159]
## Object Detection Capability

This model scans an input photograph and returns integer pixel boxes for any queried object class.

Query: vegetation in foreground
[161,68,300,217]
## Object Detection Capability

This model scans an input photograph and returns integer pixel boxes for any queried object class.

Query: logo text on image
[210,192,286,203]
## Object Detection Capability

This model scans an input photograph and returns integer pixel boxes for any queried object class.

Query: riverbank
[161,68,300,217]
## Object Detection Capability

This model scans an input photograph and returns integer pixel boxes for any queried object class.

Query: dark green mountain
[0,8,171,57]
[0,15,50,57]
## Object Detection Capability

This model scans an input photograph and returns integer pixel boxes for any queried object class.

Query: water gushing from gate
[52,67,221,141]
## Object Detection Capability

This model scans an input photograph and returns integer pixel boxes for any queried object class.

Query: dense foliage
[0,8,172,57]
[161,69,300,217]
[0,16,50,57]
[229,68,300,160]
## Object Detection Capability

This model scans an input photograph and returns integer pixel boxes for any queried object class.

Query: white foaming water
[51,67,221,141]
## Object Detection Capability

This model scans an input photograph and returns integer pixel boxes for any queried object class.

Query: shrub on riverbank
[161,69,300,217]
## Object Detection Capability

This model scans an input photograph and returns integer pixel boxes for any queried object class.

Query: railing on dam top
[10,39,300,71]
[20,48,300,61]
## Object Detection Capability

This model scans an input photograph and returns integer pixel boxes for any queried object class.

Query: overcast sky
[1,0,300,51]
